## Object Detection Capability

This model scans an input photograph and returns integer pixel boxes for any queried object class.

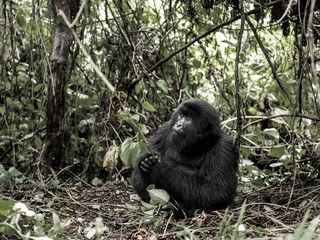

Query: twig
[242,113,320,131]
[191,30,233,110]
[58,10,115,92]
[234,0,245,152]
[306,0,319,86]
[162,213,173,238]
[262,212,295,230]
[278,0,294,22]
[69,0,87,28]
[245,15,294,108]
[108,0,133,49]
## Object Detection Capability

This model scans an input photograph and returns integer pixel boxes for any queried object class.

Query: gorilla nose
[173,124,183,134]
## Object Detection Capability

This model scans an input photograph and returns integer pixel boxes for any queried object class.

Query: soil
[1,177,319,239]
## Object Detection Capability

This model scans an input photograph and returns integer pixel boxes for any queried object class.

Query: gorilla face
[169,99,221,152]
[172,114,192,135]
[169,111,196,152]
[171,113,192,141]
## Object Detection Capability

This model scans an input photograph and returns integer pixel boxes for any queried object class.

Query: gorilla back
[132,99,239,218]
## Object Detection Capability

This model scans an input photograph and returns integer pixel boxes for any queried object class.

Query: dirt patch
[1,178,319,239]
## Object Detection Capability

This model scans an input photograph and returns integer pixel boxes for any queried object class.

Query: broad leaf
[142,101,156,112]
[147,189,170,205]
[120,138,141,167]
[157,80,168,93]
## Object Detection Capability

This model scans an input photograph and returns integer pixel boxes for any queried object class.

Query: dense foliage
[1,0,319,177]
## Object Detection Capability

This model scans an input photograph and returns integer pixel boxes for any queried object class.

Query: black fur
[132,99,239,218]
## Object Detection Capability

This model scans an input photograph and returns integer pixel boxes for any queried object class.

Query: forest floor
[1,177,320,239]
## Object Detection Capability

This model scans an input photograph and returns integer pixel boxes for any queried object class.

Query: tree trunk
[39,0,74,176]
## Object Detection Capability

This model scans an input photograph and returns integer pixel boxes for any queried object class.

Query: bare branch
[245,15,294,108]
[58,10,115,92]
[234,0,245,152]
[191,30,233,110]
[242,113,320,131]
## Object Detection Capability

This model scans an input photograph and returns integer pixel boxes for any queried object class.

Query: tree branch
[234,0,245,152]
[245,15,294,108]
[191,30,233,110]
[58,9,115,92]
[242,113,320,131]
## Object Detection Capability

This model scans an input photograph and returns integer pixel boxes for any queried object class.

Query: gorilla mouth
[172,129,181,135]
[172,130,179,135]
[172,130,185,137]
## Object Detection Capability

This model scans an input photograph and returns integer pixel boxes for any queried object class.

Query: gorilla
[132,99,239,218]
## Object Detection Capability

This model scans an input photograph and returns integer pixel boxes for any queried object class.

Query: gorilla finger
[143,158,155,167]
[149,155,160,164]
[140,161,156,172]
[141,160,152,168]
[145,156,158,165]
[140,164,151,173]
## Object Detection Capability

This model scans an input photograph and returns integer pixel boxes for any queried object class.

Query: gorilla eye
[186,116,191,121]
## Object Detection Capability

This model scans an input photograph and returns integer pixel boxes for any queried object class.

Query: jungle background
[0,0,320,239]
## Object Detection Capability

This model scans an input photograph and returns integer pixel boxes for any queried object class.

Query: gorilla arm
[132,151,161,202]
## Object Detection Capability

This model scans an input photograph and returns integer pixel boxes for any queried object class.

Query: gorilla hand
[139,154,160,173]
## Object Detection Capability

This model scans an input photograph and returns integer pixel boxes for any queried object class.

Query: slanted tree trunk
[39,0,76,176]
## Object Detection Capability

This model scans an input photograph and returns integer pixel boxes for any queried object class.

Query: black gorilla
[132,99,239,218]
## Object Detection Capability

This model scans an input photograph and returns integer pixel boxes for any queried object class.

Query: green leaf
[6,97,13,106]
[294,209,310,239]
[34,83,42,92]
[117,112,130,121]
[192,59,201,68]
[21,133,34,141]
[27,104,35,111]
[17,15,26,27]
[8,167,22,177]
[156,80,168,93]
[141,201,157,209]
[120,138,141,167]
[142,101,156,112]
[252,178,264,188]
[286,79,296,84]
[147,189,170,205]
[263,128,279,140]
[52,212,61,229]
[269,162,283,168]
[0,199,15,216]
[6,82,11,90]
[131,114,140,122]
[238,89,247,99]
[135,81,143,94]
[279,154,292,169]
[35,137,42,148]
[268,147,285,157]
[78,118,95,128]
[248,107,258,115]
[0,107,5,115]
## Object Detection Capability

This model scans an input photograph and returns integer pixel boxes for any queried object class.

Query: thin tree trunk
[39,0,74,176]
